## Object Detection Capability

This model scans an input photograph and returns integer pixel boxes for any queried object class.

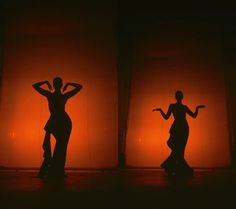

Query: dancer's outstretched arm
[186,105,205,118]
[33,80,52,96]
[152,105,172,120]
[63,82,83,99]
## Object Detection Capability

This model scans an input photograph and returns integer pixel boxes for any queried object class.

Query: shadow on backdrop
[33,77,82,179]
[153,90,205,177]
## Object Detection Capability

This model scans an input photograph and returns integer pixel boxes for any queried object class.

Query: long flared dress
[44,92,72,177]
[161,103,193,175]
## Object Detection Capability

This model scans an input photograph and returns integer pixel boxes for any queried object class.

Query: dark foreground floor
[0,169,236,209]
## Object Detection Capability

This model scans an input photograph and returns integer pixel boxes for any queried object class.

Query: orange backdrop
[0,6,118,168]
[126,23,231,168]
[0,8,232,168]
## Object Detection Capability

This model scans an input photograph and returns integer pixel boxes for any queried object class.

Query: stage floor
[0,169,235,209]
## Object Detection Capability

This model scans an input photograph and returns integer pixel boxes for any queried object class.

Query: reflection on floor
[0,169,235,209]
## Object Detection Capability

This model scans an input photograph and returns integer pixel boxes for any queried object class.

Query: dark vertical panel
[222,22,236,166]
[0,1,6,105]
[117,15,134,167]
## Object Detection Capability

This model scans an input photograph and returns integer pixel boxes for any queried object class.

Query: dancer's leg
[175,145,193,176]
[38,132,52,177]
[49,133,69,178]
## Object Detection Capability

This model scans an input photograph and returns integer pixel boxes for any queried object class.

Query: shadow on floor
[0,169,235,209]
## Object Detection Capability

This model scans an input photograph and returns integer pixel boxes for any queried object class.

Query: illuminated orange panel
[0,9,117,168]
[126,23,231,168]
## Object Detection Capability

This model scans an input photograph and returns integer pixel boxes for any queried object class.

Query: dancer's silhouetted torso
[153,91,205,176]
[33,77,82,179]
[167,103,189,150]
[45,91,72,139]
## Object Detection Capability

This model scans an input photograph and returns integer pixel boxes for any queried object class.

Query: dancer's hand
[152,108,161,112]
[63,83,69,92]
[46,81,52,91]
[197,105,206,109]
[63,82,82,93]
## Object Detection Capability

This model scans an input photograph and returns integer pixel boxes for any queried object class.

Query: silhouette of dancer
[153,90,205,176]
[33,77,82,178]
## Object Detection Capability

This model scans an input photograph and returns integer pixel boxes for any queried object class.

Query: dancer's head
[175,90,183,102]
[53,77,63,91]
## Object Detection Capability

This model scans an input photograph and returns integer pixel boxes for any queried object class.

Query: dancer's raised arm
[33,80,52,96]
[186,105,205,118]
[63,82,83,99]
[152,105,172,120]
